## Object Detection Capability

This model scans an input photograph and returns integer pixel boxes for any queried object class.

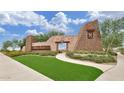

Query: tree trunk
[106,35,115,54]
[20,46,23,50]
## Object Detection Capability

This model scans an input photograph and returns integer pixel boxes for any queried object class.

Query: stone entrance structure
[25,35,77,52]
[56,41,69,51]
[74,20,102,51]
[24,20,102,52]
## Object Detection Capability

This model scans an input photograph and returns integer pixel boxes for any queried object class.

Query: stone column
[25,35,35,52]
[56,42,59,51]
[66,43,69,51]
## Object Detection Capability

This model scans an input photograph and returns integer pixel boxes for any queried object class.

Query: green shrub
[66,52,117,63]
[2,51,58,57]
[107,50,117,56]
[39,51,58,56]
[71,50,117,56]
[28,51,58,56]
[2,51,26,57]
[119,48,124,54]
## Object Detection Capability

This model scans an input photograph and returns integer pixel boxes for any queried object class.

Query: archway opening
[58,43,67,51]
[56,41,69,51]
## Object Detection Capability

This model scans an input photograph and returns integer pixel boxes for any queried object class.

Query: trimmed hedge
[28,51,58,56]
[2,51,26,57]
[66,51,117,63]
[70,50,117,56]
[2,51,58,57]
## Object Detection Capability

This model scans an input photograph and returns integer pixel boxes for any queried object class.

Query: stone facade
[25,35,37,52]
[74,20,102,51]
[24,20,102,52]
[47,35,78,51]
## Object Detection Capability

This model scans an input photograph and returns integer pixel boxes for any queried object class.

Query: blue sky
[0,11,124,49]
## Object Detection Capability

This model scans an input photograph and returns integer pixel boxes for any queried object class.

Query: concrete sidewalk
[96,53,124,81]
[0,53,52,81]
[56,53,115,72]
[56,53,124,81]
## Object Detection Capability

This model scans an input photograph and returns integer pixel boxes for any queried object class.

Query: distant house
[23,20,102,52]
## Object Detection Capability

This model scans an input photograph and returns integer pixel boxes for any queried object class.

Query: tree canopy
[2,39,26,51]
[2,30,64,51]
[34,30,65,42]
[100,18,124,52]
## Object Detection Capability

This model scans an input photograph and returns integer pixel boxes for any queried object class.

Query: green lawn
[14,55,103,81]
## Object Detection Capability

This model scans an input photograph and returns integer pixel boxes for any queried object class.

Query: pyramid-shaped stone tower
[74,20,102,51]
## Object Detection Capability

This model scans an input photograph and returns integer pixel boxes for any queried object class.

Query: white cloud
[120,29,124,32]
[12,34,20,37]
[0,27,5,33]
[1,11,124,33]
[47,12,70,32]
[50,12,68,25]
[100,11,124,19]
[50,12,86,25]
[0,11,86,33]
[87,11,124,21]
[87,11,106,21]
[0,11,44,26]
[71,18,87,25]
[45,12,86,32]
[25,29,43,36]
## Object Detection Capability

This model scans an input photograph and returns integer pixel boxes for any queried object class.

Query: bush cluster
[28,51,58,56]
[66,51,117,63]
[119,48,124,54]
[71,50,117,56]
[2,51,26,57]
[2,50,59,57]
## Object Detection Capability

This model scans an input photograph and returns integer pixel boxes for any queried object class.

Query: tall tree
[12,39,19,50]
[100,19,124,52]
[2,39,26,51]
[17,39,26,50]
[2,40,13,51]
[34,30,65,42]
[47,30,64,37]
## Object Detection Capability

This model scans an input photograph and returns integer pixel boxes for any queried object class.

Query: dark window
[32,46,51,50]
[87,30,94,39]
[86,25,96,39]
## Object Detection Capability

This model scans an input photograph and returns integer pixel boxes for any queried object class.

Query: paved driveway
[0,53,52,81]
[96,53,124,81]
